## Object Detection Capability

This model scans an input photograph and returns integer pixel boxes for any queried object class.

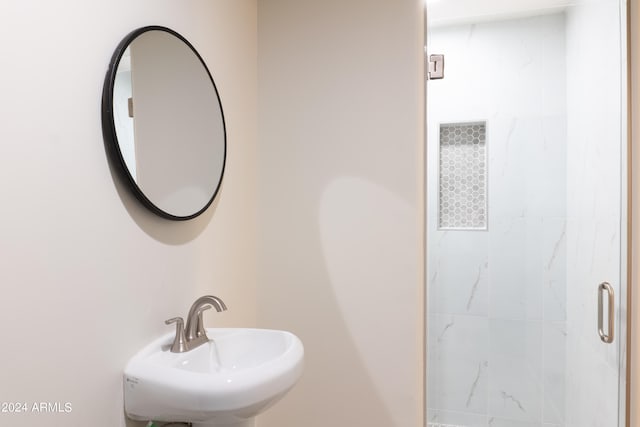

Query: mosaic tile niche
[438,122,487,229]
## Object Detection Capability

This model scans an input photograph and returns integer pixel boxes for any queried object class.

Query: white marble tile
[589,217,620,290]
[428,231,489,316]
[488,115,567,222]
[428,409,488,427]
[542,322,566,425]
[427,14,565,125]
[487,417,541,427]
[430,314,489,414]
[525,116,567,219]
[428,314,441,410]
[524,217,546,321]
[488,115,566,222]
[487,418,562,427]
[487,117,529,220]
[488,217,544,320]
[488,319,543,423]
[542,218,567,322]
[488,217,526,319]
[564,334,619,426]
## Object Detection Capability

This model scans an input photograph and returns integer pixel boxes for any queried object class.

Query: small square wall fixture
[438,121,487,230]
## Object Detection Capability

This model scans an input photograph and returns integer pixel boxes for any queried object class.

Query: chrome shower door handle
[598,282,615,344]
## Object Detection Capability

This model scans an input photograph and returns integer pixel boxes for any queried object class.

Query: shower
[424,1,629,426]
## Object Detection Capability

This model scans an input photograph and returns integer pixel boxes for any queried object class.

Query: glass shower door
[425,1,628,426]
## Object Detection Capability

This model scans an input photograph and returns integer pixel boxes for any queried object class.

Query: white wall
[426,13,568,427]
[0,1,257,426]
[256,1,425,426]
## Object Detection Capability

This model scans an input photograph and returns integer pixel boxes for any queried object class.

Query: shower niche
[438,122,487,230]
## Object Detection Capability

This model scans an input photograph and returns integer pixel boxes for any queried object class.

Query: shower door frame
[622,1,631,425]
[422,0,633,426]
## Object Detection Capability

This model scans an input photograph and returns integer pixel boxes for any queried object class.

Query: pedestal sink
[124,328,304,427]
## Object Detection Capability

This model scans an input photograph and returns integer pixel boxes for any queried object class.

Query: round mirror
[102,26,226,220]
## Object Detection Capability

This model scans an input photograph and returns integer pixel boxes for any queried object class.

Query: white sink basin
[124,328,304,426]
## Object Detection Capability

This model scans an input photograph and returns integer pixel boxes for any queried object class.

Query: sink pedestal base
[192,420,255,427]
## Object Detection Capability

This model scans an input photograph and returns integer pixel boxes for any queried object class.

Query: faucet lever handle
[165,317,188,353]
[196,305,212,338]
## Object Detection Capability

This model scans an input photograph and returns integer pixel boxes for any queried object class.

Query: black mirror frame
[101,25,227,221]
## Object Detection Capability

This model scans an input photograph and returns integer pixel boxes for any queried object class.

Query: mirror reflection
[104,27,226,220]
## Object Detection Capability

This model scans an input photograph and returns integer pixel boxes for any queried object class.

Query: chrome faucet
[165,295,227,353]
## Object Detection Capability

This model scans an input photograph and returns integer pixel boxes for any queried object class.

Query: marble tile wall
[427,12,568,427]
[564,0,623,425]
